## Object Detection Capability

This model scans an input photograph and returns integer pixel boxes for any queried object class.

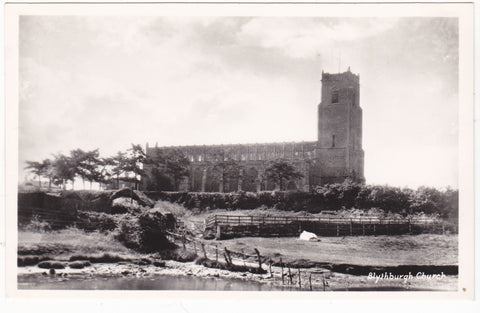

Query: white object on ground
[299,230,320,241]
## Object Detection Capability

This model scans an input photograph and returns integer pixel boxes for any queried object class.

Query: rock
[68,260,92,269]
[133,258,152,266]
[153,261,166,267]
[38,261,65,269]
[18,256,41,267]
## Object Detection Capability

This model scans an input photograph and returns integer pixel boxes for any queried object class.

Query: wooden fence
[204,214,454,239]
[165,228,328,291]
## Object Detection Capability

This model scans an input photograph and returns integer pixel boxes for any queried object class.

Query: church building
[143,69,364,192]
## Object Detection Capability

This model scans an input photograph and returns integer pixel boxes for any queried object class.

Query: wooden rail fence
[204,214,453,239]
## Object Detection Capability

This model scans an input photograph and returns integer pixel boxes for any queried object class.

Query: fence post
[309,274,312,291]
[280,258,284,284]
[336,224,340,236]
[298,268,301,289]
[288,266,293,285]
[215,245,218,263]
[362,222,365,235]
[254,248,262,271]
[201,243,207,259]
[224,247,232,265]
[349,220,353,235]
[223,253,231,266]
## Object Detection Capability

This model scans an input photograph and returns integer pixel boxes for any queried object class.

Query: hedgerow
[144,181,458,218]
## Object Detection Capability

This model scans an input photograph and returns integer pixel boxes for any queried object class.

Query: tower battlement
[321,69,359,82]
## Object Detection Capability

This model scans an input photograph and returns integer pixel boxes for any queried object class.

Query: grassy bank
[18,228,146,267]
[18,228,138,259]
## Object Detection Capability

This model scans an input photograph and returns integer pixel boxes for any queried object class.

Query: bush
[111,209,175,252]
[137,210,175,252]
[75,211,117,232]
[114,214,142,250]
[24,215,51,232]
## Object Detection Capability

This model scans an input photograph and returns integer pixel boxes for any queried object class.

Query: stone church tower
[315,68,364,184]
[143,68,365,192]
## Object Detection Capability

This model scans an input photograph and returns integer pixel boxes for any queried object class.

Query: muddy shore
[18,258,458,291]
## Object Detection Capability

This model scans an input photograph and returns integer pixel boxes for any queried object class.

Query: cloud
[18,16,459,188]
[236,18,399,59]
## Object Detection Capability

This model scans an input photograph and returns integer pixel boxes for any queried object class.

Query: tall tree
[105,152,128,189]
[69,148,103,189]
[83,149,102,189]
[95,157,114,190]
[51,153,76,190]
[164,149,190,191]
[209,150,242,192]
[144,148,190,191]
[123,144,147,190]
[41,158,55,190]
[265,160,303,191]
[25,160,48,188]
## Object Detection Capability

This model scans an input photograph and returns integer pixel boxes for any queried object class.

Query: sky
[18,16,459,189]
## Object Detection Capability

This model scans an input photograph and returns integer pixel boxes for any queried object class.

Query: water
[18,274,446,291]
[18,274,293,291]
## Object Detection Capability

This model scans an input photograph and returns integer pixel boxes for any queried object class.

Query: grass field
[216,234,457,266]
